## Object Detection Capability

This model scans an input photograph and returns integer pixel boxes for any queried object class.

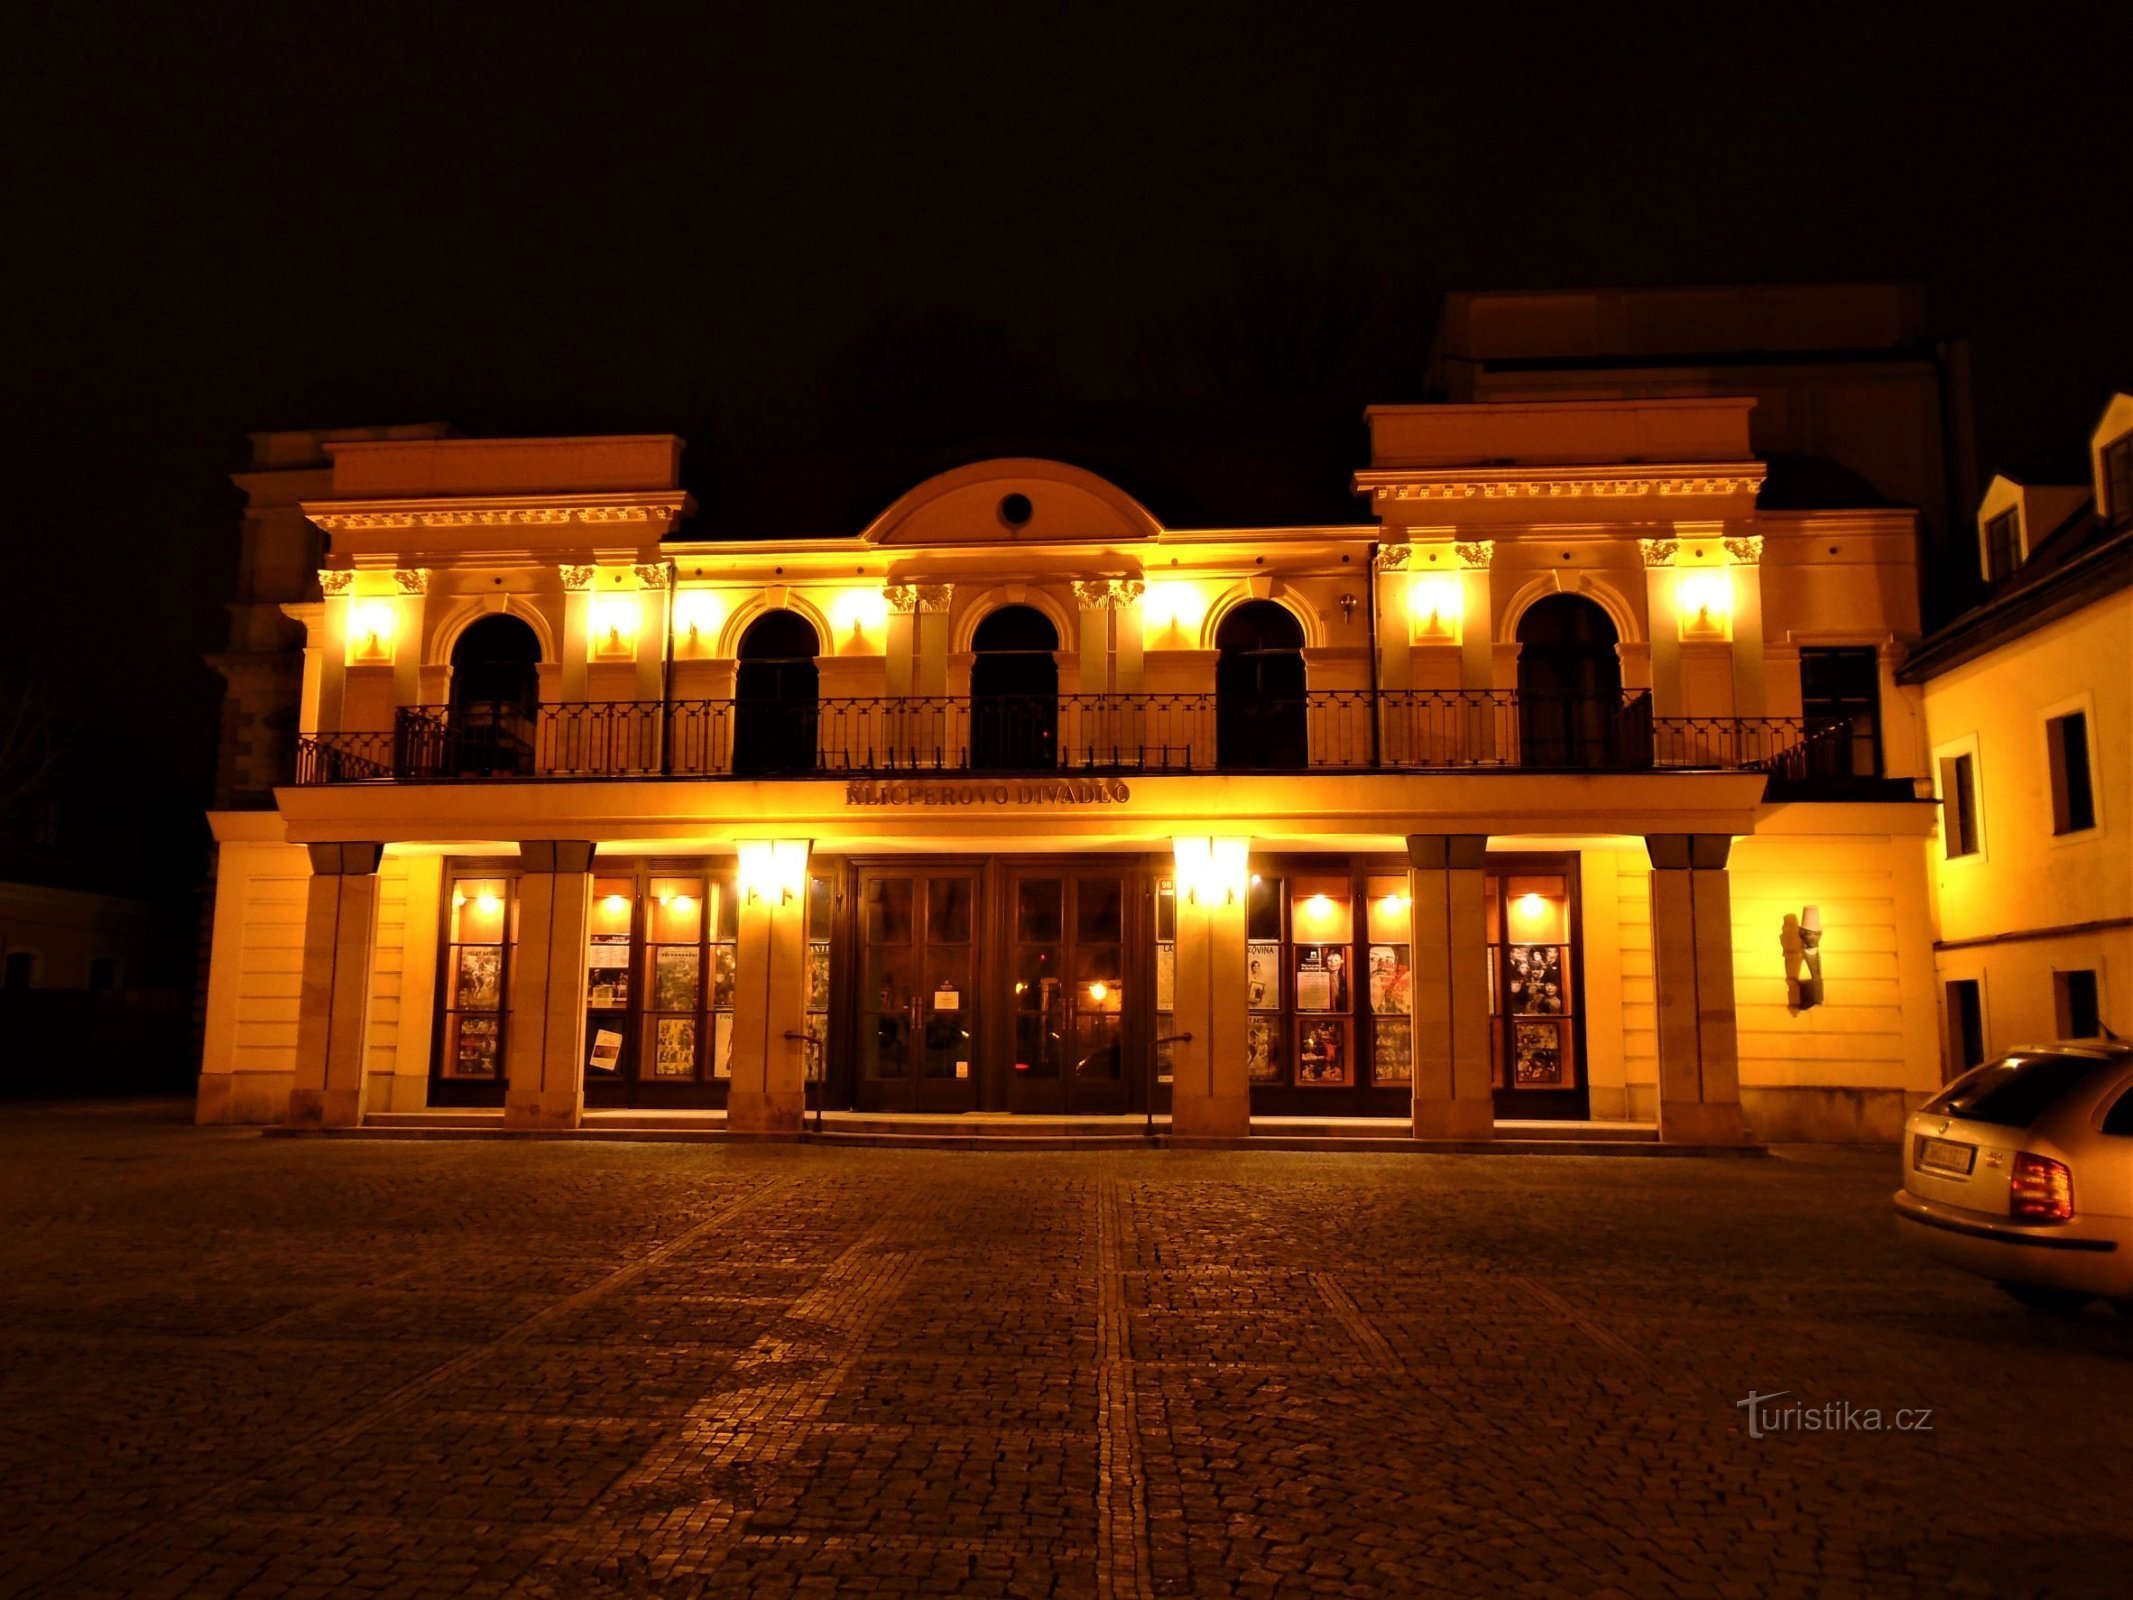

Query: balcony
[293,691,1858,788]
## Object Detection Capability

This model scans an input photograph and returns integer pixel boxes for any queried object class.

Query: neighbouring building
[196,394,1954,1141]
[1903,393,2133,1070]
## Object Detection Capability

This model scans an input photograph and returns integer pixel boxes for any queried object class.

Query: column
[1407,835,1494,1140]
[1169,838,1250,1138]
[1639,538,1683,716]
[1724,535,1766,719]
[1644,834,1749,1144]
[504,840,596,1130]
[729,841,812,1133]
[1455,539,1495,693]
[287,841,384,1128]
[558,566,594,700]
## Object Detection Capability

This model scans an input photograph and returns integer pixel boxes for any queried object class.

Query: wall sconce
[1407,573,1463,642]
[671,589,724,654]
[591,593,639,660]
[739,839,811,906]
[347,599,398,664]
[831,587,889,644]
[1337,593,1359,625]
[1676,570,1732,639]
[1142,581,1208,644]
[1782,905,1824,1011]
[1172,835,1249,907]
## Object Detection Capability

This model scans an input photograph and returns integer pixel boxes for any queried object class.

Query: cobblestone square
[2,1104,2129,1598]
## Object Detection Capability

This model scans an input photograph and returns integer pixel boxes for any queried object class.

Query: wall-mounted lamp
[831,586,889,644]
[1676,570,1732,639]
[1407,573,1463,642]
[347,599,398,664]
[591,593,639,660]
[671,590,724,653]
[739,839,811,907]
[1142,581,1209,644]
[1781,905,1824,1011]
[1337,593,1359,625]
[1173,835,1249,907]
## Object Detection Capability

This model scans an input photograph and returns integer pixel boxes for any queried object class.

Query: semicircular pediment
[860,458,1164,545]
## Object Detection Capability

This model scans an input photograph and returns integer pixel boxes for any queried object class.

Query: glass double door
[853,861,1134,1114]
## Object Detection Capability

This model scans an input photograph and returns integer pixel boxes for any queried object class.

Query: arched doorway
[732,611,821,777]
[1215,601,1308,770]
[1515,595,1639,768]
[969,606,1058,771]
[444,614,541,776]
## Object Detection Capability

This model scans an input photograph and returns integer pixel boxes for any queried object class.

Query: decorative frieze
[1639,539,1680,568]
[1374,543,1411,570]
[308,499,686,532]
[1365,472,1764,503]
[633,562,673,591]
[317,569,354,595]
[1454,540,1495,570]
[393,568,430,595]
[559,564,597,592]
[1723,535,1765,565]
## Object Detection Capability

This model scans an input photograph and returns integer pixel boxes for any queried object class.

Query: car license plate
[1917,1136,1976,1176]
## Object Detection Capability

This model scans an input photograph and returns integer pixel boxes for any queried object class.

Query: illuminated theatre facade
[198,397,1947,1141]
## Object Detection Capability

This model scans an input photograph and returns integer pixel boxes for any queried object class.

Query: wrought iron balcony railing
[291,690,1859,788]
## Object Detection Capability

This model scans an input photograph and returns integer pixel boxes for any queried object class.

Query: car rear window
[1924,1055,2115,1128]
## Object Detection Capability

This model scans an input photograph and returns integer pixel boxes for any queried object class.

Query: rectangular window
[1154,878,1176,1085]
[2046,711,2097,834]
[1982,509,2021,582]
[1486,871,1579,1095]
[1944,979,1984,1077]
[1800,647,1882,778]
[2055,970,2102,1040]
[2104,434,2133,526]
[1938,752,1980,857]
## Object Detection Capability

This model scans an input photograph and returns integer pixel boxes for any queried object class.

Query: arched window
[1515,594,1636,768]
[446,614,542,776]
[969,606,1058,771]
[1215,601,1308,770]
[732,611,820,777]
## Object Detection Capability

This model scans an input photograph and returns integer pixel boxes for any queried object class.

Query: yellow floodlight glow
[1677,570,1732,638]
[1141,581,1209,644]
[347,599,398,664]
[739,839,811,906]
[592,593,639,659]
[671,589,725,652]
[1407,573,1463,641]
[1172,835,1249,907]
[831,587,889,643]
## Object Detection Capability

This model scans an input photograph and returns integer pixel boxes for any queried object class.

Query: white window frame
[2038,689,2104,842]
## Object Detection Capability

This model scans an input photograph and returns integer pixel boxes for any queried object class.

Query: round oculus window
[998,492,1033,529]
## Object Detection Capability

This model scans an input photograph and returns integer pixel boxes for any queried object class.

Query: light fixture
[739,839,811,906]
[1172,835,1250,907]
[1142,581,1208,644]
[1378,891,1411,917]
[475,892,502,916]
[1516,891,1546,923]
[831,587,888,641]
[1784,905,1825,1010]
[1407,573,1462,642]
[592,593,639,659]
[347,599,398,664]
[671,589,724,651]
[1677,570,1732,637]
[1304,893,1334,922]
[1087,981,1110,1004]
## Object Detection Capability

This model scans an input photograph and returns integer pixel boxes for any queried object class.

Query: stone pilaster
[728,855,812,1133]
[1645,834,1750,1144]
[1407,835,1495,1140]
[1169,854,1251,1139]
[504,840,596,1130]
[287,841,384,1128]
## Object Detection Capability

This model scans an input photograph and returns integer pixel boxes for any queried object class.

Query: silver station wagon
[1894,1039,2133,1313]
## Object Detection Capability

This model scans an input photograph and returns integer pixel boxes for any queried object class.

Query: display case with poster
[1371,1018,1413,1084]
[585,876,636,1075]
[1483,862,1587,1119]
[804,874,833,1083]
[1246,1016,1283,1083]
[438,876,514,1092]
[1296,1017,1350,1086]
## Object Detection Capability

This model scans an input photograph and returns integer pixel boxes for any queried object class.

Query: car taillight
[2010,1152,2074,1222]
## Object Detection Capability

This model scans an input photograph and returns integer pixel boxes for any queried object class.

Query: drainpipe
[1366,542,1381,769]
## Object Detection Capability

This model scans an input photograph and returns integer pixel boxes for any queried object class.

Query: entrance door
[855,870,980,1111]
[1002,870,1129,1114]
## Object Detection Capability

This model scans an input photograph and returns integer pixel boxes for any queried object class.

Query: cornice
[305,492,691,532]
[1354,463,1767,503]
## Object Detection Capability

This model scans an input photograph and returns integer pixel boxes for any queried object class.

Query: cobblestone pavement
[2,1105,2130,1599]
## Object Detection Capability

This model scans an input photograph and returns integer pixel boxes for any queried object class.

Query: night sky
[10,1,2130,809]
